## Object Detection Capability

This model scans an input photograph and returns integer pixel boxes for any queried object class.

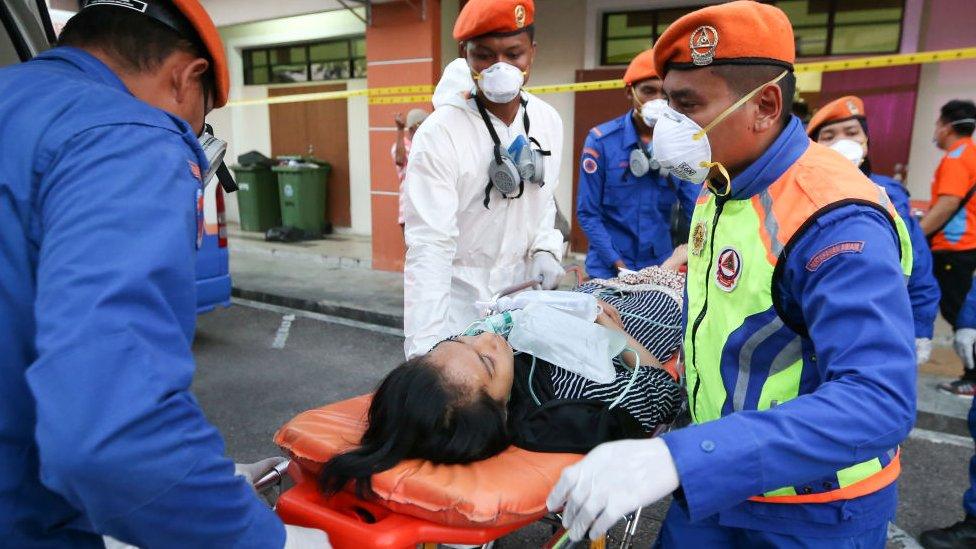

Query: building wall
[209,10,371,233]
[531,0,587,218]
[905,0,976,200]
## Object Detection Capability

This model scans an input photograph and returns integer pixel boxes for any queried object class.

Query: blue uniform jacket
[663,117,916,537]
[0,47,284,547]
[576,112,699,278]
[957,284,976,329]
[869,173,940,338]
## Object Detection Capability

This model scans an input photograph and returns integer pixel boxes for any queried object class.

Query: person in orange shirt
[919,99,976,395]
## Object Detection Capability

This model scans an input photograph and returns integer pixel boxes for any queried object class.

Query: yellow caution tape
[795,46,976,73]
[525,79,624,95]
[227,84,436,107]
[368,94,437,105]
[226,47,976,108]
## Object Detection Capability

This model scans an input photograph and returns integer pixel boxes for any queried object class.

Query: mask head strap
[693,70,789,141]
[951,118,976,127]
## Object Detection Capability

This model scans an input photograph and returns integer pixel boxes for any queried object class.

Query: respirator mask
[472,61,526,104]
[477,96,551,208]
[829,138,867,167]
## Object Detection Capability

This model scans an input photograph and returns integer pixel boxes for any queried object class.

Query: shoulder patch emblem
[806,241,864,272]
[582,157,599,174]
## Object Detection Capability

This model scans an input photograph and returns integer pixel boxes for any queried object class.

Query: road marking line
[272,314,295,349]
[234,298,404,338]
[887,523,922,548]
[909,427,972,448]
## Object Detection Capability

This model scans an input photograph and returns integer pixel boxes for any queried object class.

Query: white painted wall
[211,9,371,233]
[200,0,351,27]
[532,0,587,220]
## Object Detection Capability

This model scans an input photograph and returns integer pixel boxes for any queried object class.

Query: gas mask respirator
[198,124,237,192]
[476,96,550,208]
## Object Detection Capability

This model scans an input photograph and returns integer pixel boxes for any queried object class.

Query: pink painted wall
[820,66,921,177]
[904,0,976,199]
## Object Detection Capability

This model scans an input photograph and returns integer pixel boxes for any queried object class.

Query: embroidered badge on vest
[806,241,864,272]
[715,246,741,291]
[691,221,707,256]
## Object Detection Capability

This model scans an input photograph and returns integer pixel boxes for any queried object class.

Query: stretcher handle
[490,265,586,302]
[254,458,291,494]
[491,276,543,301]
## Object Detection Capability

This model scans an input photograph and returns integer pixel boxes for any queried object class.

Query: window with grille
[243,36,366,85]
[600,0,904,66]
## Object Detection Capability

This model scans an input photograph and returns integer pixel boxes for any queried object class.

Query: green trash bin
[273,160,331,237]
[231,164,281,232]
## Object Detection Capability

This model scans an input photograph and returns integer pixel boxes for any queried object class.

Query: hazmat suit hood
[432,58,477,110]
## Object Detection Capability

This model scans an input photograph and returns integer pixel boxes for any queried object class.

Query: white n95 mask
[829,138,866,167]
[652,70,788,190]
[640,98,668,128]
[508,302,627,384]
[473,61,525,104]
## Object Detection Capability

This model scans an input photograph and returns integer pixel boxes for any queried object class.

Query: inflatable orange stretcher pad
[274,394,582,527]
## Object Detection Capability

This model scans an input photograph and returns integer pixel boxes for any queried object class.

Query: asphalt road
[193,300,974,547]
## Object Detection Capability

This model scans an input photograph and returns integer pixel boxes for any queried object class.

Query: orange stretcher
[273,355,680,548]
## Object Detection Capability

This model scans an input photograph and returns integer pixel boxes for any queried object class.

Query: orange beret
[453,0,535,41]
[83,0,229,108]
[807,96,866,137]
[623,48,658,85]
[653,0,794,77]
[172,0,229,109]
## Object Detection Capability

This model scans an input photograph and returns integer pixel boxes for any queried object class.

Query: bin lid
[272,164,330,172]
[230,164,271,172]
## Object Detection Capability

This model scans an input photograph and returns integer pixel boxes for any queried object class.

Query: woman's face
[428,332,516,403]
[817,118,868,152]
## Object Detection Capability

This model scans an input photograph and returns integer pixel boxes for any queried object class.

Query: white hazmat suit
[402,59,565,358]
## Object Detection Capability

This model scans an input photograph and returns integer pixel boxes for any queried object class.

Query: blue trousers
[653,499,888,548]
[964,395,976,516]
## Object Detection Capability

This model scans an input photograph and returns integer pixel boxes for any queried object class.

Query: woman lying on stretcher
[321,255,687,498]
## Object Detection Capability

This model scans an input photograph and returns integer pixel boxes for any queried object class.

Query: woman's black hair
[319,355,510,499]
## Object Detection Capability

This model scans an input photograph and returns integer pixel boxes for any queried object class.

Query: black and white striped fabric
[578,282,684,363]
[544,282,684,433]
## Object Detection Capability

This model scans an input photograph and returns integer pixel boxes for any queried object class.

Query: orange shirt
[930,137,976,251]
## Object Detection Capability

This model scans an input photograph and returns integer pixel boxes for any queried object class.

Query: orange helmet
[82,0,229,108]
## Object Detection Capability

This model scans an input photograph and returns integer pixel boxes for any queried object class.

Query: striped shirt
[547,282,684,433]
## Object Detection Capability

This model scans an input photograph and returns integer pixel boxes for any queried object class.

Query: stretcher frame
[260,268,674,548]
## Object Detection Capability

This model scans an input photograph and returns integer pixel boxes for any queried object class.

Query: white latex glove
[916,337,932,366]
[954,328,976,371]
[547,438,679,541]
[284,525,332,548]
[530,251,565,290]
[234,456,288,486]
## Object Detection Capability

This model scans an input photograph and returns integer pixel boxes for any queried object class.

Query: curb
[230,241,372,270]
[231,287,403,330]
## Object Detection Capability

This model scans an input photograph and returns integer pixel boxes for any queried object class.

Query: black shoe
[920,515,976,548]
[938,378,976,397]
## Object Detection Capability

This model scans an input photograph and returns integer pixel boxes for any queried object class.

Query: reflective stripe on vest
[684,143,913,504]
